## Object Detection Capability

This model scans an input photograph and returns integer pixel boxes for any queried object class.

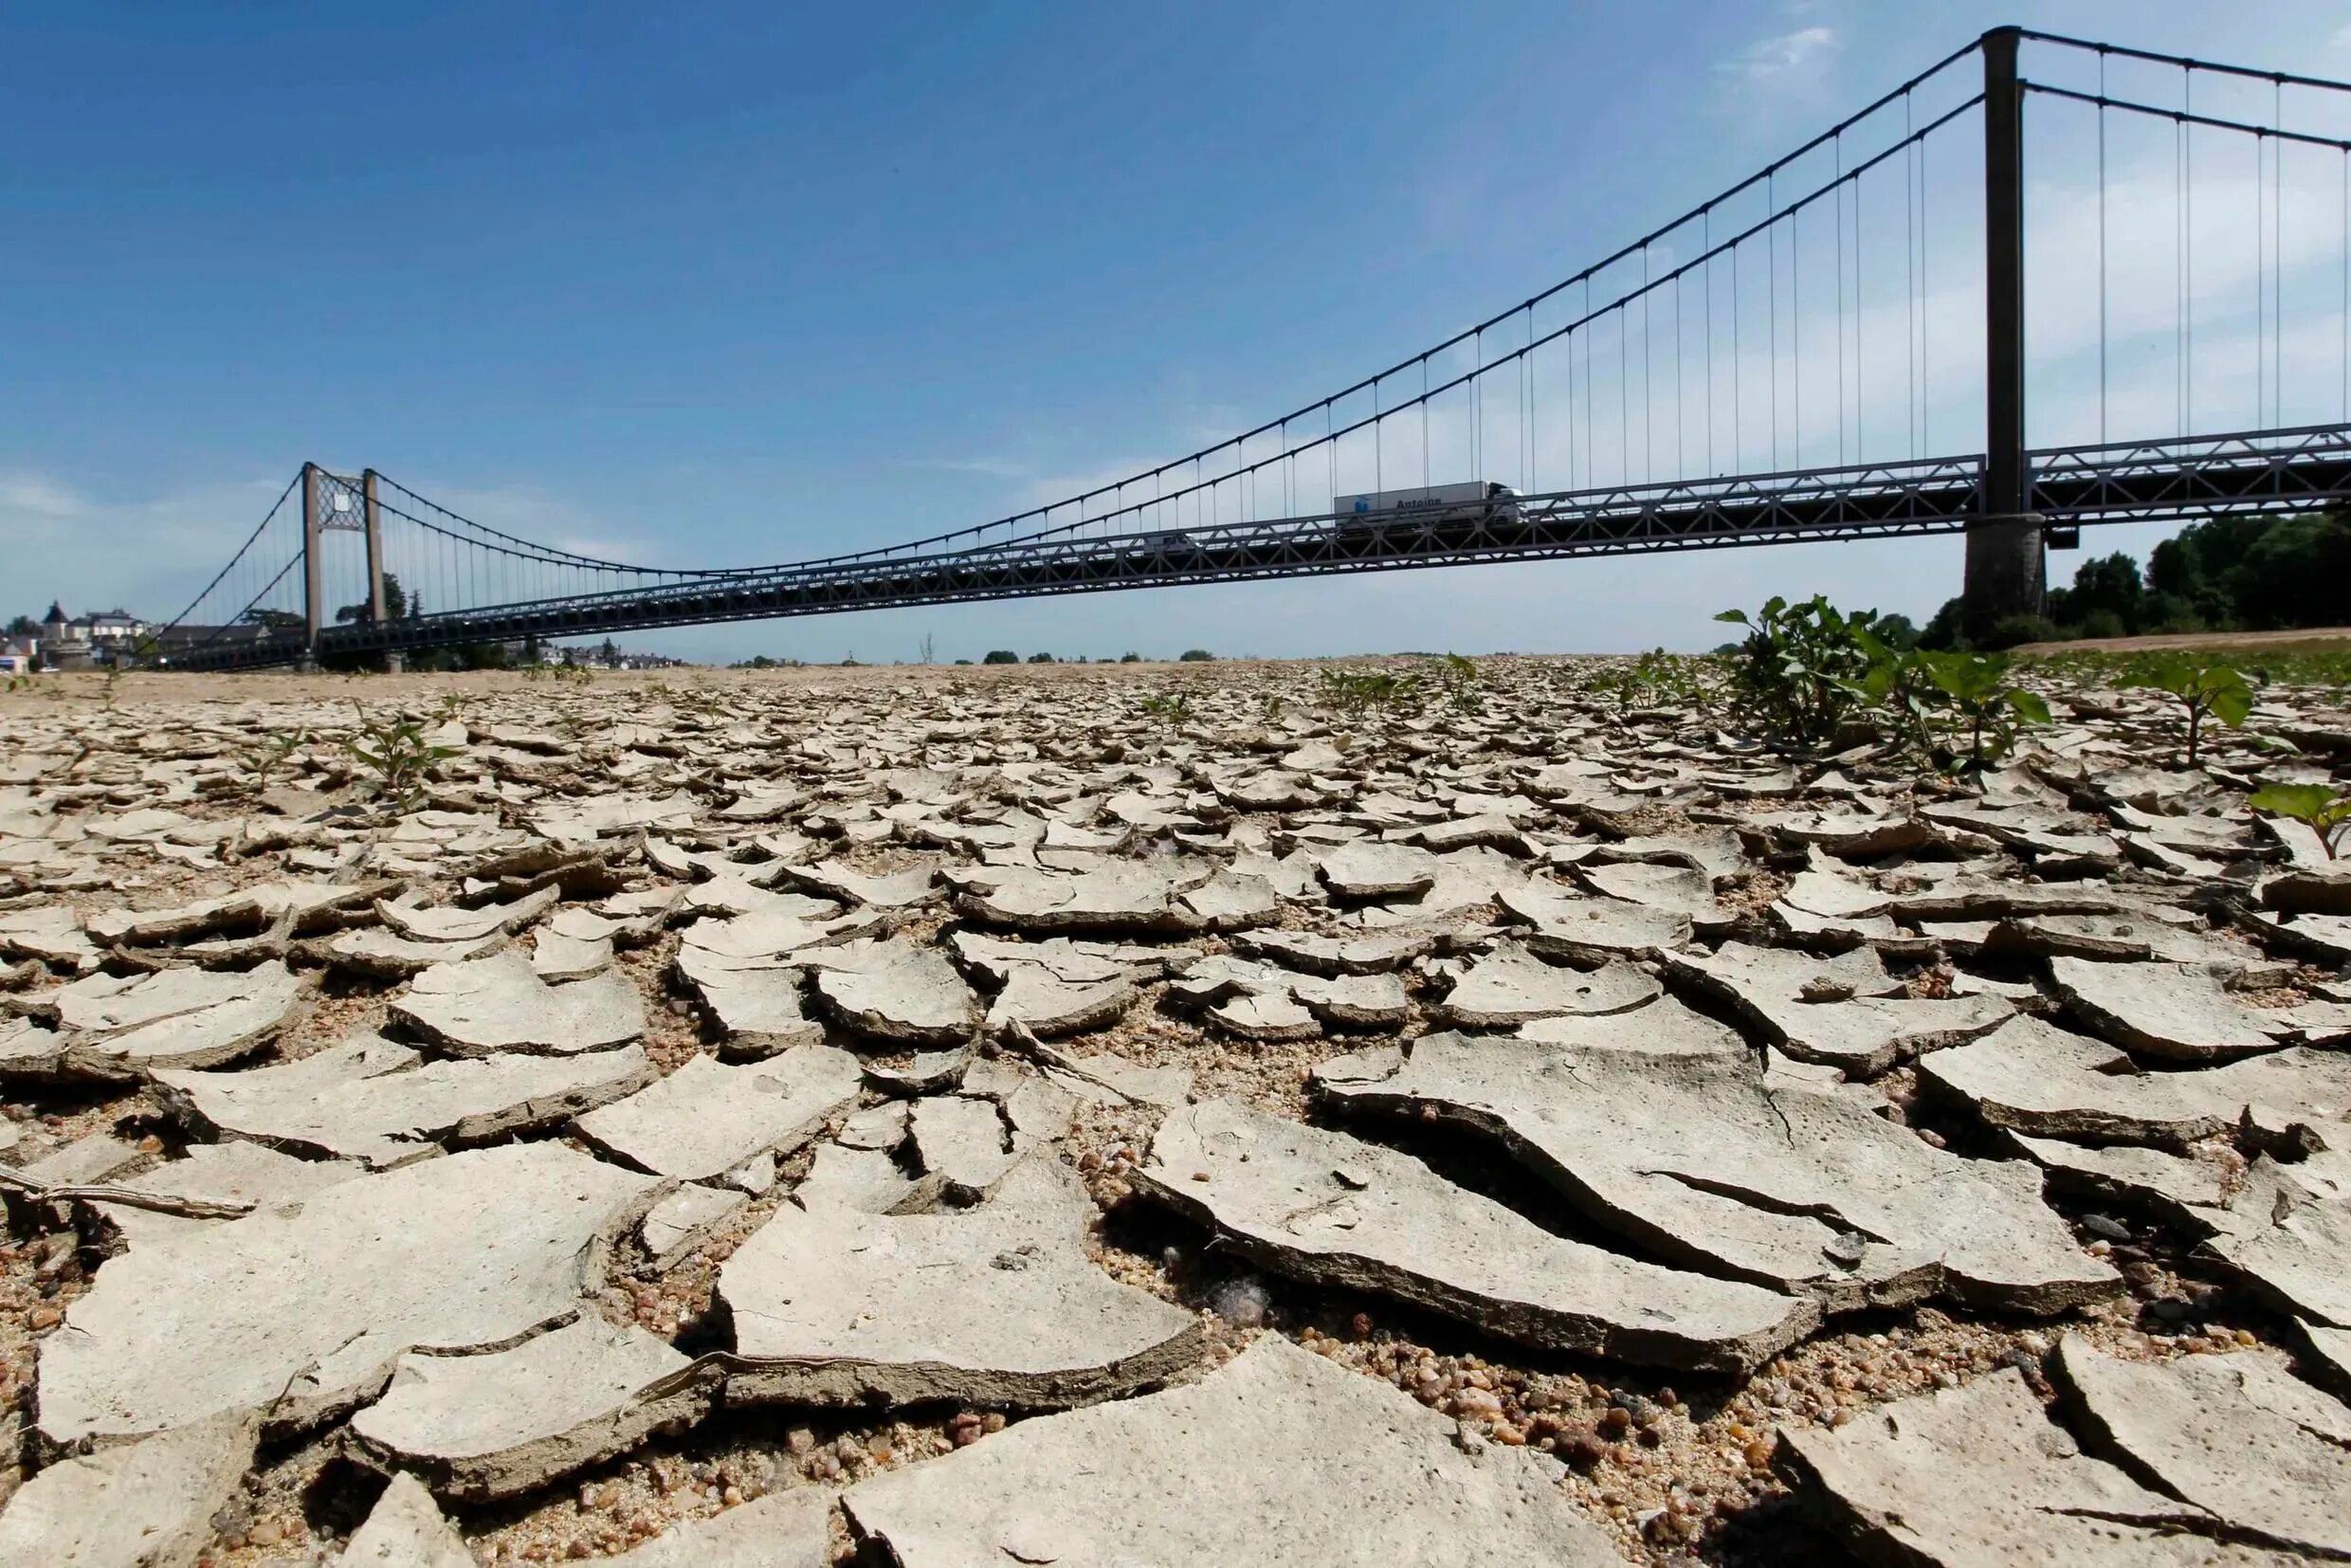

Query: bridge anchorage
[155,27,2351,672]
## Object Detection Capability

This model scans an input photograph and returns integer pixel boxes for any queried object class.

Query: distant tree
[982,650,1019,665]
[2046,552,2143,633]
[1870,613,1921,651]
[335,573,410,624]
[521,632,541,664]
[1178,648,1214,662]
[1027,652,1056,664]
[456,642,511,671]
[1119,651,1141,663]
[598,638,620,666]
[6,615,36,637]
[954,659,974,665]
[243,608,305,631]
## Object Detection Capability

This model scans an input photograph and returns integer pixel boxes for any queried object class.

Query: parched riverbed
[0,657,2347,1565]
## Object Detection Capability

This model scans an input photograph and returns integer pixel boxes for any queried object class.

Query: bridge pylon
[1963,25,2047,636]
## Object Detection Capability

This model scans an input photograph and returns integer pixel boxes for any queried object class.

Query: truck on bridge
[1333,482,1520,532]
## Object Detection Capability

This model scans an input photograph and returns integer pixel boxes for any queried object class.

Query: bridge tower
[300,462,324,670]
[361,470,402,672]
[1963,25,2046,635]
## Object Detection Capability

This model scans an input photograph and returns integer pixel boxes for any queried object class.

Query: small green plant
[2123,653,2253,768]
[1136,692,1196,728]
[343,706,459,811]
[241,727,310,793]
[1318,667,1421,718]
[1432,652,1482,712]
[1914,651,2051,770]
[1714,596,1883,749]
[2249,782,2351,858]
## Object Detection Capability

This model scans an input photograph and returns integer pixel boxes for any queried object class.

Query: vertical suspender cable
[1906,94,1917,458]
[1836,132,1847,465]
[1768,170,1779,465]
[2099,49,2108,444]
[1704,207,1715,473]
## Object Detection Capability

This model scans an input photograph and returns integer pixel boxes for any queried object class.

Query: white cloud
[1720,27,1837,84]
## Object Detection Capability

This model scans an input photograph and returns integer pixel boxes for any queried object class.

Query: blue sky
[7,1,2350,662]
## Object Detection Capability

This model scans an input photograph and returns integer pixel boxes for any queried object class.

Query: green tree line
[1924,511,2351,649]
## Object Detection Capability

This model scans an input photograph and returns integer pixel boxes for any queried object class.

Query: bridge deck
[165,428,2351,671]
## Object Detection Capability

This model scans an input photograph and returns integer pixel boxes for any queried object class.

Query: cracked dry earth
[0,657,2348,1565]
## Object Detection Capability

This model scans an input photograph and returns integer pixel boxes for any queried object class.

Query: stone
[2002,1133,2233,1230]
[1513,994,1746,1055]
[782,861,941,908]
[350,1318,704,1501]
[337,1472,473,1568]
[673,951,827,1057]
[1441,943,1660,1028]
[1315,840,1440,898]
[1180,870,1279,928]
[1230,928,1436,975]
[0,904,100,971]
[1209,989,1321,1041]
[952,861,1209,934]
[0,1409,255,1568]
[1776,1366,2258,1567]
[2050,957,2285,1062]
[1576,860,1730,926]
[391,951,645,1056]
[88,1140,360,1249]
[158,1033,656,1168]
[2204,1157,2351,1327]
[2244,909,2351,965]
[1036,1050,1194,1109]
[1989,912,2249,970]
[911,1095,1023,1200]
[722,1156,1202,1407]
[841,1335,1618,1567]
[322,926,506,979]
[1287,970,1410,1030]
[638,1182,749,1268]
[1922,1016,2351,1152]
[1139,1098,1816,1374]
[375,884,558,943]
[19,1127,145,1187]
[795,1142,934,1213]
[1315,1033,2116,1315]
[1664,942,2008,1074]
[55,959,309,1077]
[530,924,612,980]
[2050,1339,2351,1559]
[39,1143,660,1445]
[808,939,978,1045]
[607,1488,833,1566]
[1496,882,1691,961]
[574,1046,862,1182]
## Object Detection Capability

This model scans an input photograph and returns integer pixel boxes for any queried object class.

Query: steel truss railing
[168,425,2351,671]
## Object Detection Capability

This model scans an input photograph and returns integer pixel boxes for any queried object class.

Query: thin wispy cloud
[1720,26,1837,84]
[902,456,1031,479]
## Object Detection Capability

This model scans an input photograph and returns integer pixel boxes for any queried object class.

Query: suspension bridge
[154,28,2351,672]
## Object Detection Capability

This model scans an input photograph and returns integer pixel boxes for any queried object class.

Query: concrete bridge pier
[1962,27,2047,638]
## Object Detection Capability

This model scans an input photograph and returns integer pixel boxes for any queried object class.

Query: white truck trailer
[1331,482,1519,530]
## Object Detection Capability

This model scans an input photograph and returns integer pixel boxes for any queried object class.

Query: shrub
[1178,649,1214,662]
[982,650,1019,665]
[1714,595,1883,749]
[2249,783,2351,858]
[1119,651,1142,664]
[1978,614,2061,651]
[2123,653,2253,768]
[1027,652,1056,665]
